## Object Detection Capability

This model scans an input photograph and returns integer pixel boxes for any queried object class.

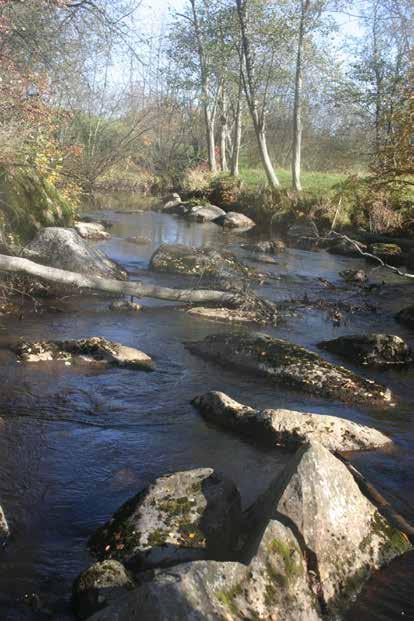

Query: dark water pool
[0,204,413,619]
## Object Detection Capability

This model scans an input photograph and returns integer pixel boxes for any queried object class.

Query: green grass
[239,167,347,196]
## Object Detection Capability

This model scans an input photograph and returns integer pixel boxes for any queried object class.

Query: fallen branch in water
[0,254,240,305]
[327,231,414,280]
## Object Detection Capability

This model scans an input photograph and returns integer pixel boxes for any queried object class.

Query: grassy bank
[239,168,347,196]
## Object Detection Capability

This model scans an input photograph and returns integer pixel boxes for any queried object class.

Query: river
[0,201,413,620]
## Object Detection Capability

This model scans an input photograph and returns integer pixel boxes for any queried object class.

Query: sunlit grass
[239,167,347,196]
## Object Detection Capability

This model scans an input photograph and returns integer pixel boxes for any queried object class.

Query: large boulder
[396,304,414,329]
[89,468,242,571]
[10,336,154,370]
[318,334,412,367]
[215,211,256,230]
[192,391,391,451]
[22,227,126,279]
[187,332,392,405]
[264,442,412,614]
[185,204,225,222]
[72,560,134,620]
[88,522,321,621]
[0,504,9,545]
[74,222,111,241]
[149,243,250,279]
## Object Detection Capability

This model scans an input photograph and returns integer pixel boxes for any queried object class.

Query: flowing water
[0,200,413,620]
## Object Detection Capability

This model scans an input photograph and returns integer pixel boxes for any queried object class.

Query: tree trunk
[231,80,243,177]
[0,255,239,304]
[206,108,217,173]
[220,87,229,172]
[292,0,308,192]
[236,0,280,189]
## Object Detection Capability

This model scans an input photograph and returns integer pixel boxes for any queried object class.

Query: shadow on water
[0,201,413,619]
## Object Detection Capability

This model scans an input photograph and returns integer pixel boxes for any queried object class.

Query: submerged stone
[187,332,393,405]
[318,334,412,367]
[89,468,242,571]
[192,391,391,451]
[396,304,414,329]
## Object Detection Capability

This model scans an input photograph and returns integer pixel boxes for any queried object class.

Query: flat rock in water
[186,332,393,405]
[109,300,142,312]
[0,504,9,545]
[88,520,321,621]
[185,204,225,222]
[318,334,412,367]
[89,468,242,571]
[149,243,251,279]
[396,304,414,329]
[192,391,391,451]
[186,306,258,323]
[215,212,256,230]
[74,222,111,240]
[72,560,134,620]
[10,337,153,370]
[339,268,368,284]
[241,239,286,254]
[257,442,412,614]
[125,235,151,245]
[22,227,126,279]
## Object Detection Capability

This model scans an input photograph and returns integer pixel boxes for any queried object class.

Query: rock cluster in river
[192,391,391,451]
[9,337,153,370]
[76,443,412,621]
[318,333,412,367]
[22,227,126,280]
[160,194,256,230]
[187,332,393,405]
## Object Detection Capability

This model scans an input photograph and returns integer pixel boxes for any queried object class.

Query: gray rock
[287,222,318,239]
[22,227,126,280]
[186,307,258,324]
[0,504,9,545]
[396,304,414,329]
[267,442,412,614]
[186,332,393,405]
[241,239,286,255]
[89,468,242,571]
[318,334,412,367]
[161,193,182,211]
[215,212,256,230]
[328,238,367,257]
[72,560,134,620]
[11,336,153,370]
[149,243,250,279]
[74,222,111,241]
[109,300,142,313]
[88,521,321,621]
[339,268,368,284]
[185,204,225,222]
[192,391,391,451]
